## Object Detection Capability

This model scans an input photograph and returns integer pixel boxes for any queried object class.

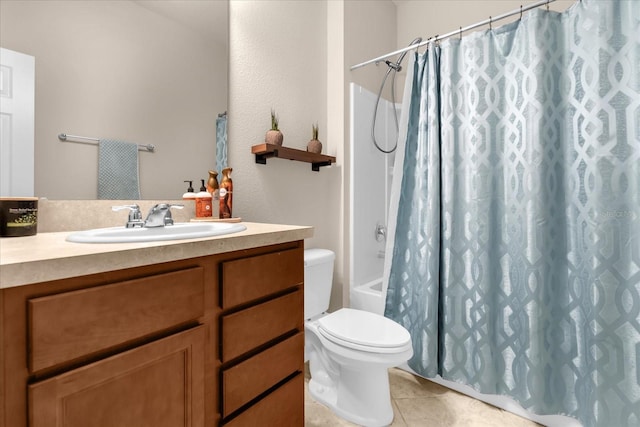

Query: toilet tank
[304,248,335,319]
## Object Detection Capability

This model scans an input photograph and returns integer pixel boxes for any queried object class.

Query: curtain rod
[350,0,556,71]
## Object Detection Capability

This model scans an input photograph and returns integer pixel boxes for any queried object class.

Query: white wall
[350,83,397,289]
[228,0,343,309]
[343,0,397,306]
[345,1,397,97]
[227,0,400,309]
[326,0,347,309]
[228,0,400,310]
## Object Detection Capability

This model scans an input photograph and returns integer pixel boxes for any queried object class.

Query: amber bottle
[219,167,233,219]
[207,170,219,198]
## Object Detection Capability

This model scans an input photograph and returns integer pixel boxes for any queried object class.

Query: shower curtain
[383,1,640,426]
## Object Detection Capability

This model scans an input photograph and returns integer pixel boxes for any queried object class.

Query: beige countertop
[0,222,313,289]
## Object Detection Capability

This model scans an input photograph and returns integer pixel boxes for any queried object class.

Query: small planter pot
[307,139,322,154]
[266,130,284,146]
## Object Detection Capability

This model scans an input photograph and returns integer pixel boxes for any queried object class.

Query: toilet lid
[317,308,411,350]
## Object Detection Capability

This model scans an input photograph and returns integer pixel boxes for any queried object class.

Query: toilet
[304,248,413,427]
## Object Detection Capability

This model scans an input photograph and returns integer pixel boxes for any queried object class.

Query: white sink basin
[66,222,247,243]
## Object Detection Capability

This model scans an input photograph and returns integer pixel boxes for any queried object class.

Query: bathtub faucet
[375,223,386,242]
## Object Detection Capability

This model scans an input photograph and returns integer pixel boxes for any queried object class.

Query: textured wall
[228,0,344,309]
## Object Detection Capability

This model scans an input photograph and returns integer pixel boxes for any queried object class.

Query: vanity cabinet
[0,240,305,427]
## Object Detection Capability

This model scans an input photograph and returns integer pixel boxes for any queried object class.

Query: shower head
[385,59,402,71]
[386,37,423,72]
[372,37,423,154]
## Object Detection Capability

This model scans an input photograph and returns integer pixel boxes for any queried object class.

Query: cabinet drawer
[29,266,204,372]
[221,248,303,309]
[29,326,205,427]
[221,289,303,362]
[222,332,303,417]
[224,373,304,427]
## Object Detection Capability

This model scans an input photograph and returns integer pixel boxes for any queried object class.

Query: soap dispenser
[195,179,212,218]
[182,180,196,200]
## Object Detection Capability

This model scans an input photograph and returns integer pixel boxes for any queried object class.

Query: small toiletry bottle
[207,171,220,218]
[195,179,213,218]
[219,167,233,219]
[207,170,219,199]
[182,180,196,200]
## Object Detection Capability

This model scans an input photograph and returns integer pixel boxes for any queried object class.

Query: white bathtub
[350,277,584,427]
[350,278,385,315]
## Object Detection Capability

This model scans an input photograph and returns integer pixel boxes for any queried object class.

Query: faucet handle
[150,203,184,211]
[162,204,184,226]
[112,204,140,212]
[112,204,144,228]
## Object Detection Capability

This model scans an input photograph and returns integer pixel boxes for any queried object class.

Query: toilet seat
[317,308,411,353]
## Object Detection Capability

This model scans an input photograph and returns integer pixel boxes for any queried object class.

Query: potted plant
[307,123,322,154]
[265,109,283,146]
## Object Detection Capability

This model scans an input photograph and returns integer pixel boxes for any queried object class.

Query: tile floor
[304,365,541,427]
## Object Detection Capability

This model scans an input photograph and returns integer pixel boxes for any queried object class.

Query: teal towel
[98,139,141,199]
[216,114,228,172]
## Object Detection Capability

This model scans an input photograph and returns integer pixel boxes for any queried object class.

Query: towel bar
[58,133,155,152]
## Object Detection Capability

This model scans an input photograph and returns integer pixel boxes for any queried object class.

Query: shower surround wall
[349,83,397,315]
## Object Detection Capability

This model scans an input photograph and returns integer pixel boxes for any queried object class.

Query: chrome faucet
[143,203,184,228]
[112,204,144,228]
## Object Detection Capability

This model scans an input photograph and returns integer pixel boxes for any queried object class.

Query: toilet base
[304,310,412,427]
[308,364,394,427]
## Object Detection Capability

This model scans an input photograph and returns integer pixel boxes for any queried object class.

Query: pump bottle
[182,180,196,200]
[195,179,212,218]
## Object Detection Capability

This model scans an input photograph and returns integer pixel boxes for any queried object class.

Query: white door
[0,47,35,197]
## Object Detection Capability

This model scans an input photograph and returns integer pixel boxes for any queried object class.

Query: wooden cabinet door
[28,326,205,427]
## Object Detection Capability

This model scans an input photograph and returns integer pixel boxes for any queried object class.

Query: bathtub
[350,278,385,315]
[350,277,584,427]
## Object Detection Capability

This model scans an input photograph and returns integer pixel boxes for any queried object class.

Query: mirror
[0,0,228,200]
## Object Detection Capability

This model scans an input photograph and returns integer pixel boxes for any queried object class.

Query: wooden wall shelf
[251,143,336,172]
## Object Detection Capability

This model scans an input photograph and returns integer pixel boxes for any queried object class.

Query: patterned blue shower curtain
[384,1,640,426]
